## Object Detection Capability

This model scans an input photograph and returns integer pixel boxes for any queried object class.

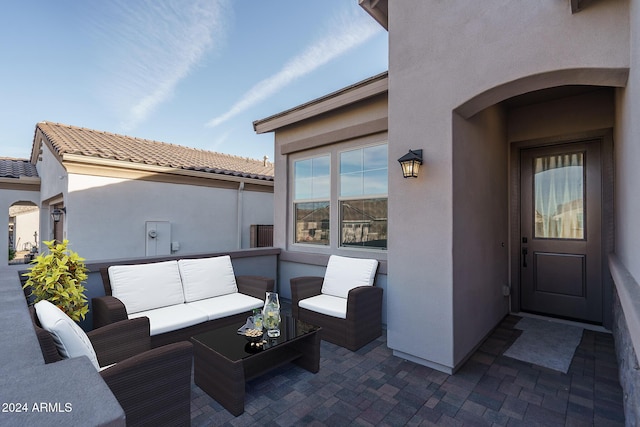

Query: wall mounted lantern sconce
[51,207,66,223]
[398,149,423,178]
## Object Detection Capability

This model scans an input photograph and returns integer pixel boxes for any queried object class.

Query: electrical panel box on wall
[145,221,171,256]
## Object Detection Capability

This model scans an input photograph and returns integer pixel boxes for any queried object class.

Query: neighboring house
[256,1,639,420]
[29,121,274,261]
[0,158,40,263]
[10,205,40,251]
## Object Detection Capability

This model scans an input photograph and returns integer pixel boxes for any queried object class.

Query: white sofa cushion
[109,260,184,314]
[186,293,263,321]
[299,294,348,319]
[35,300,100,370]
[178,255,238,302]
[128,304,209,336]
[321,255,378,299]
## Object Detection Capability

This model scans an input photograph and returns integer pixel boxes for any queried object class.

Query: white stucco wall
[64,174,273,261]
[13,209,40,252]
[36,142,68,203]
[387,0,630,371]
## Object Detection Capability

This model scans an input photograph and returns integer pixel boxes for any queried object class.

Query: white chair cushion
[178,256,238,302]
[109,260,184,314]
[128,304,208,336]
[321,255,378,299]
[186,293,263,321]
[35,300,100,370]
[299,294,348,319]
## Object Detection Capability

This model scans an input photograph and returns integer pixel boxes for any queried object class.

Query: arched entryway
[8,201,40,265]
[454,68,623,329]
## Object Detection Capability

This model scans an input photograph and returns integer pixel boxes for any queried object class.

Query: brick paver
[191,313,625,426]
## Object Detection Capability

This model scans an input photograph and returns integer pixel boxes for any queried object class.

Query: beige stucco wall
[508,89,615,143]
[452,105,509,365]
[387,0,630,371]
[615,1,640,283]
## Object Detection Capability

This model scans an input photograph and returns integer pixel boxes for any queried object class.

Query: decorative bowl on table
[243,328,264,344]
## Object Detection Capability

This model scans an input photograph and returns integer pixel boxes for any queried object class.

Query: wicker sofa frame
[290,276,383,351]
[29,307,193,426]
[93,267,275,348]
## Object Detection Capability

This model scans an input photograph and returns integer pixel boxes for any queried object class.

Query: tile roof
[36,122,274,181]
[0,158,39,179]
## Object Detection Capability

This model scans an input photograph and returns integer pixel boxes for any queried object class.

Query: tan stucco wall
[387,0,630,371]
[452,105,509,366]
[615,1,640,283]
[508,89,615,143]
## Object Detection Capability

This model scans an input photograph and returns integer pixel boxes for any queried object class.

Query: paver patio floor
[190,313,625,426]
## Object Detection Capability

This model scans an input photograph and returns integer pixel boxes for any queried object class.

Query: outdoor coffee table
[191,315,321,416]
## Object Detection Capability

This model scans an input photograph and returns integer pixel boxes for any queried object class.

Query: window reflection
[534,153,584,239]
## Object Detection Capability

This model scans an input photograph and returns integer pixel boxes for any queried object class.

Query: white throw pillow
[178,256,238,302]
[321,255,378,299]
[109,260,184,314]
[35,300,100,370]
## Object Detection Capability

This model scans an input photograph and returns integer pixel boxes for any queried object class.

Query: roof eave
[358,0,388,30]
[61,154,274,186]
[253,71,388,134]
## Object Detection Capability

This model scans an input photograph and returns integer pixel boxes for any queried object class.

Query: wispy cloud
[93,0,230,130]
[205,7,382,129]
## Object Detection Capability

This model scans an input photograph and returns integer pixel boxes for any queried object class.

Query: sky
[0,0,387,162]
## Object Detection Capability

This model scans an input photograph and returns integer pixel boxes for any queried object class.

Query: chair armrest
[92,296,128,329]
[236,275,275,300]
[100,342,193,427]
[88,317,151,367]
[290,277,324,318]
[346,286,383,320]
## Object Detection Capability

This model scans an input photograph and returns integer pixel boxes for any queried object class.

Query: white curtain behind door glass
[534,153,584,239]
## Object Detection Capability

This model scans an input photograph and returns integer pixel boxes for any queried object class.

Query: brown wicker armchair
[29,307,193,427]
[290,255,382,351]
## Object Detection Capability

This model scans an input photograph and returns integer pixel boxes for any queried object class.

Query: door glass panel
[534,152,584,239]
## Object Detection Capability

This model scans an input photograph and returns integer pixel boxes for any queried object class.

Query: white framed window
[293,155,330,245]
[289,140,388,253]
[339,144,388,249]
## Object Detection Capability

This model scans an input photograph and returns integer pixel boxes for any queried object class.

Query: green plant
[23,239,89,322]
[8,247,16,261]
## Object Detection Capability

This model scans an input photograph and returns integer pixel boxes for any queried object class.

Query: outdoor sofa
[291,255,382,351]
[92,255,274,347]
[30,301,193,426]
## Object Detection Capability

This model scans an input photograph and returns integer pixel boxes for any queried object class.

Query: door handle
[522,248,528,268]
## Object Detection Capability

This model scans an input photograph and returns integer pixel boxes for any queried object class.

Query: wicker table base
[191,316,320,416]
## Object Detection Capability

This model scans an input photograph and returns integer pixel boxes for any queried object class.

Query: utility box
[145,221,171,256]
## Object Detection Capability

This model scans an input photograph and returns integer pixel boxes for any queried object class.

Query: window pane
[294,155,330,200]
[363,169,388,195]
[340,149,362,174]
[340,198,387,249]
[534,153,584,239]
[312,173,330,199]
[340,172,363,197]
[340,144,387,197]
[295,202,330,245]
[364,144,387,170]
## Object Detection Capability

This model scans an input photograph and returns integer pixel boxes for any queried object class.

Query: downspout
[237,181,245,249]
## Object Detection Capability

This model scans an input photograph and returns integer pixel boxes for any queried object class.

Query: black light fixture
[51,207,66,223]
[398,149,423,178]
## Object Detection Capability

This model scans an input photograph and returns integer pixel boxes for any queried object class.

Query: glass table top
[191,314,319,362]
